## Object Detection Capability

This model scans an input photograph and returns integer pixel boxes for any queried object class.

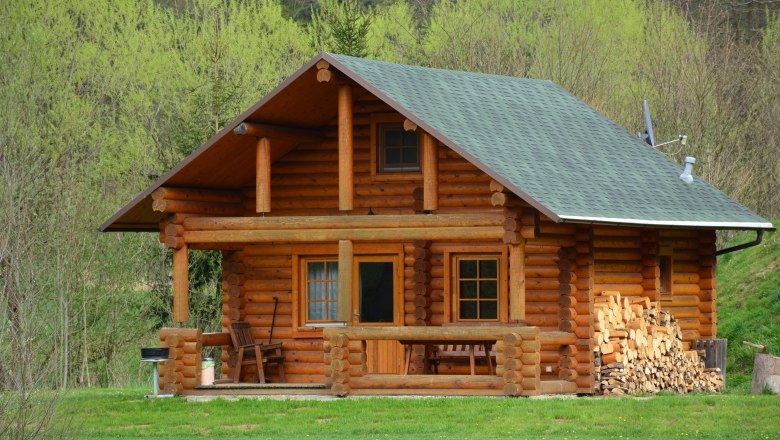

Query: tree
[310,0,373,57]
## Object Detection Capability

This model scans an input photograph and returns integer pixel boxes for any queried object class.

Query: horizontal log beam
[233,122,322,141]
[202,332,231,346]
[350,374,503,390]
[184,226,504,244]
[182,213,504,231]
[538,331,578,346]
[323,326,539,341]
[539,380,578,394]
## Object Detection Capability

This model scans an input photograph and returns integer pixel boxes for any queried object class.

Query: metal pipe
[716,230,764,256]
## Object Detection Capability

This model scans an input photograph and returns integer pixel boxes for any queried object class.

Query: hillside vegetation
[717,223,780,380]
[1,0,779,435]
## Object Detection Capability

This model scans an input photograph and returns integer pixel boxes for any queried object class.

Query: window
[378,123,420,172]
[455,256,500,321]
[659,255,672,296]
[293,245,404,337]
[304,260,338,322]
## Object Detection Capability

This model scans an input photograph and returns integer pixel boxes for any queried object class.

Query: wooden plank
[539,380,578,394]
[422,133,438,211]
[173,244,189,323]
[350,374,503,390]
[338,85,353,211]
[256,137,271,213]
[337,240,353,322]
[509,241,526,321]
[349,388,504,396]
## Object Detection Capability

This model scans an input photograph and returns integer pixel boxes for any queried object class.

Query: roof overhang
[559,215,776,231]
[100,52,773,234]
[100,54,330,232]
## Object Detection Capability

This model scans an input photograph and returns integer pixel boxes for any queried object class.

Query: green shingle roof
[327,53,773,230]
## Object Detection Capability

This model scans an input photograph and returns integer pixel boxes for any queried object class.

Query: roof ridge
[326,52,552,84]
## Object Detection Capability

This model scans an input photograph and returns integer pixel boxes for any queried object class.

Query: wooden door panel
[365,340,403,374]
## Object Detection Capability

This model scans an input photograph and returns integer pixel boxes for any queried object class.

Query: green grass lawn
[717,223,780,374]
[57,388,779,439]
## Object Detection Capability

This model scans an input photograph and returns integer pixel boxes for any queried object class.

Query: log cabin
[101,53,774,397]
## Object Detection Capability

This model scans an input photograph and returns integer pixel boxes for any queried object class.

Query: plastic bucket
[201,357,215,385]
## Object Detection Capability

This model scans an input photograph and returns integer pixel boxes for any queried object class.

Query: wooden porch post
[173,243,189,323]
[422,132,438,211]
[256,137,271,213]
[337,239,353,322]
[338,85,353,211]
[509,240,526,321]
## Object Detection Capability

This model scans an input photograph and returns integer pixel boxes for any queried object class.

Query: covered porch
[157,325,580,397]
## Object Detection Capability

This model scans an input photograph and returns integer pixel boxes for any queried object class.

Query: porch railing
[322,326,578,397]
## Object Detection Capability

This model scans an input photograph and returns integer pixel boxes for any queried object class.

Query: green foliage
[717,223,780,375]
[310,0,372,57]
[59,388,780,438]
[1,0,779,404]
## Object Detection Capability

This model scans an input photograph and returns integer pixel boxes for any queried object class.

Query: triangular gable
[101,53,773,232]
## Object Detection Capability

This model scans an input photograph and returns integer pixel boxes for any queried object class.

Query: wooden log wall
[220,245,329,383]
[593,227,717,347]
[658,229,712,344]
[574,226,595,393]
[496,330,541,396]
[159,327,202,395]
[593,226,645,299]
[641,229,659,301]
[324,336,367,395]
[698,231,717,338]
[410,240,432,373]
[219,250,245,380]
[556,247,579,390]
[242,99,499,216]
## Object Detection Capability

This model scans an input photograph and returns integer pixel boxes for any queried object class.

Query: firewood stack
[593,291,723,395]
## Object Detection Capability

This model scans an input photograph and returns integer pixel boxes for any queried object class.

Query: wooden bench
[429,343,495,375]
[408,322,528,375]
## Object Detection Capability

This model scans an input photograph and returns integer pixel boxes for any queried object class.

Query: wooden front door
[352,255,403,373]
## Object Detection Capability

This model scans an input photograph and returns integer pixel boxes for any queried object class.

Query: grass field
[57,388,779,439]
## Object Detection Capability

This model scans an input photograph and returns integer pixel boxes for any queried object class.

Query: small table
[141,358,174,399]
[399,340,495,376]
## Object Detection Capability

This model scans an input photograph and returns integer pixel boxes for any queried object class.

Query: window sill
[371,171,423,182]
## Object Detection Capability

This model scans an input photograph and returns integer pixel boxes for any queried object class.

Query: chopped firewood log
[592,291,723,395]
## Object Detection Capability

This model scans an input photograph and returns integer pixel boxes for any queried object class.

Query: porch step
[196,382,326,390]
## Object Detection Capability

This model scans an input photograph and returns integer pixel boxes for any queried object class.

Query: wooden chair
[228,322,285,383]
[428,344,494,375]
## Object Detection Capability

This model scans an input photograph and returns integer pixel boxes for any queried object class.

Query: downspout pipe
[715,230,764,256]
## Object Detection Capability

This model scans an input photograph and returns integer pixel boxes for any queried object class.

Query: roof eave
[558,215,776,231]
[98,53,330,233]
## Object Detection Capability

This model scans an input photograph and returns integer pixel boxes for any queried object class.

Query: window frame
[292,244,404,338]
[443,246,508,323]
[370,113,423,181]
[301,257,340,324]
[351,254,403,326]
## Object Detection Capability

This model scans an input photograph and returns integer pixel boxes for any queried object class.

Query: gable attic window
[370,114,422,178]
[379,123,420,172]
